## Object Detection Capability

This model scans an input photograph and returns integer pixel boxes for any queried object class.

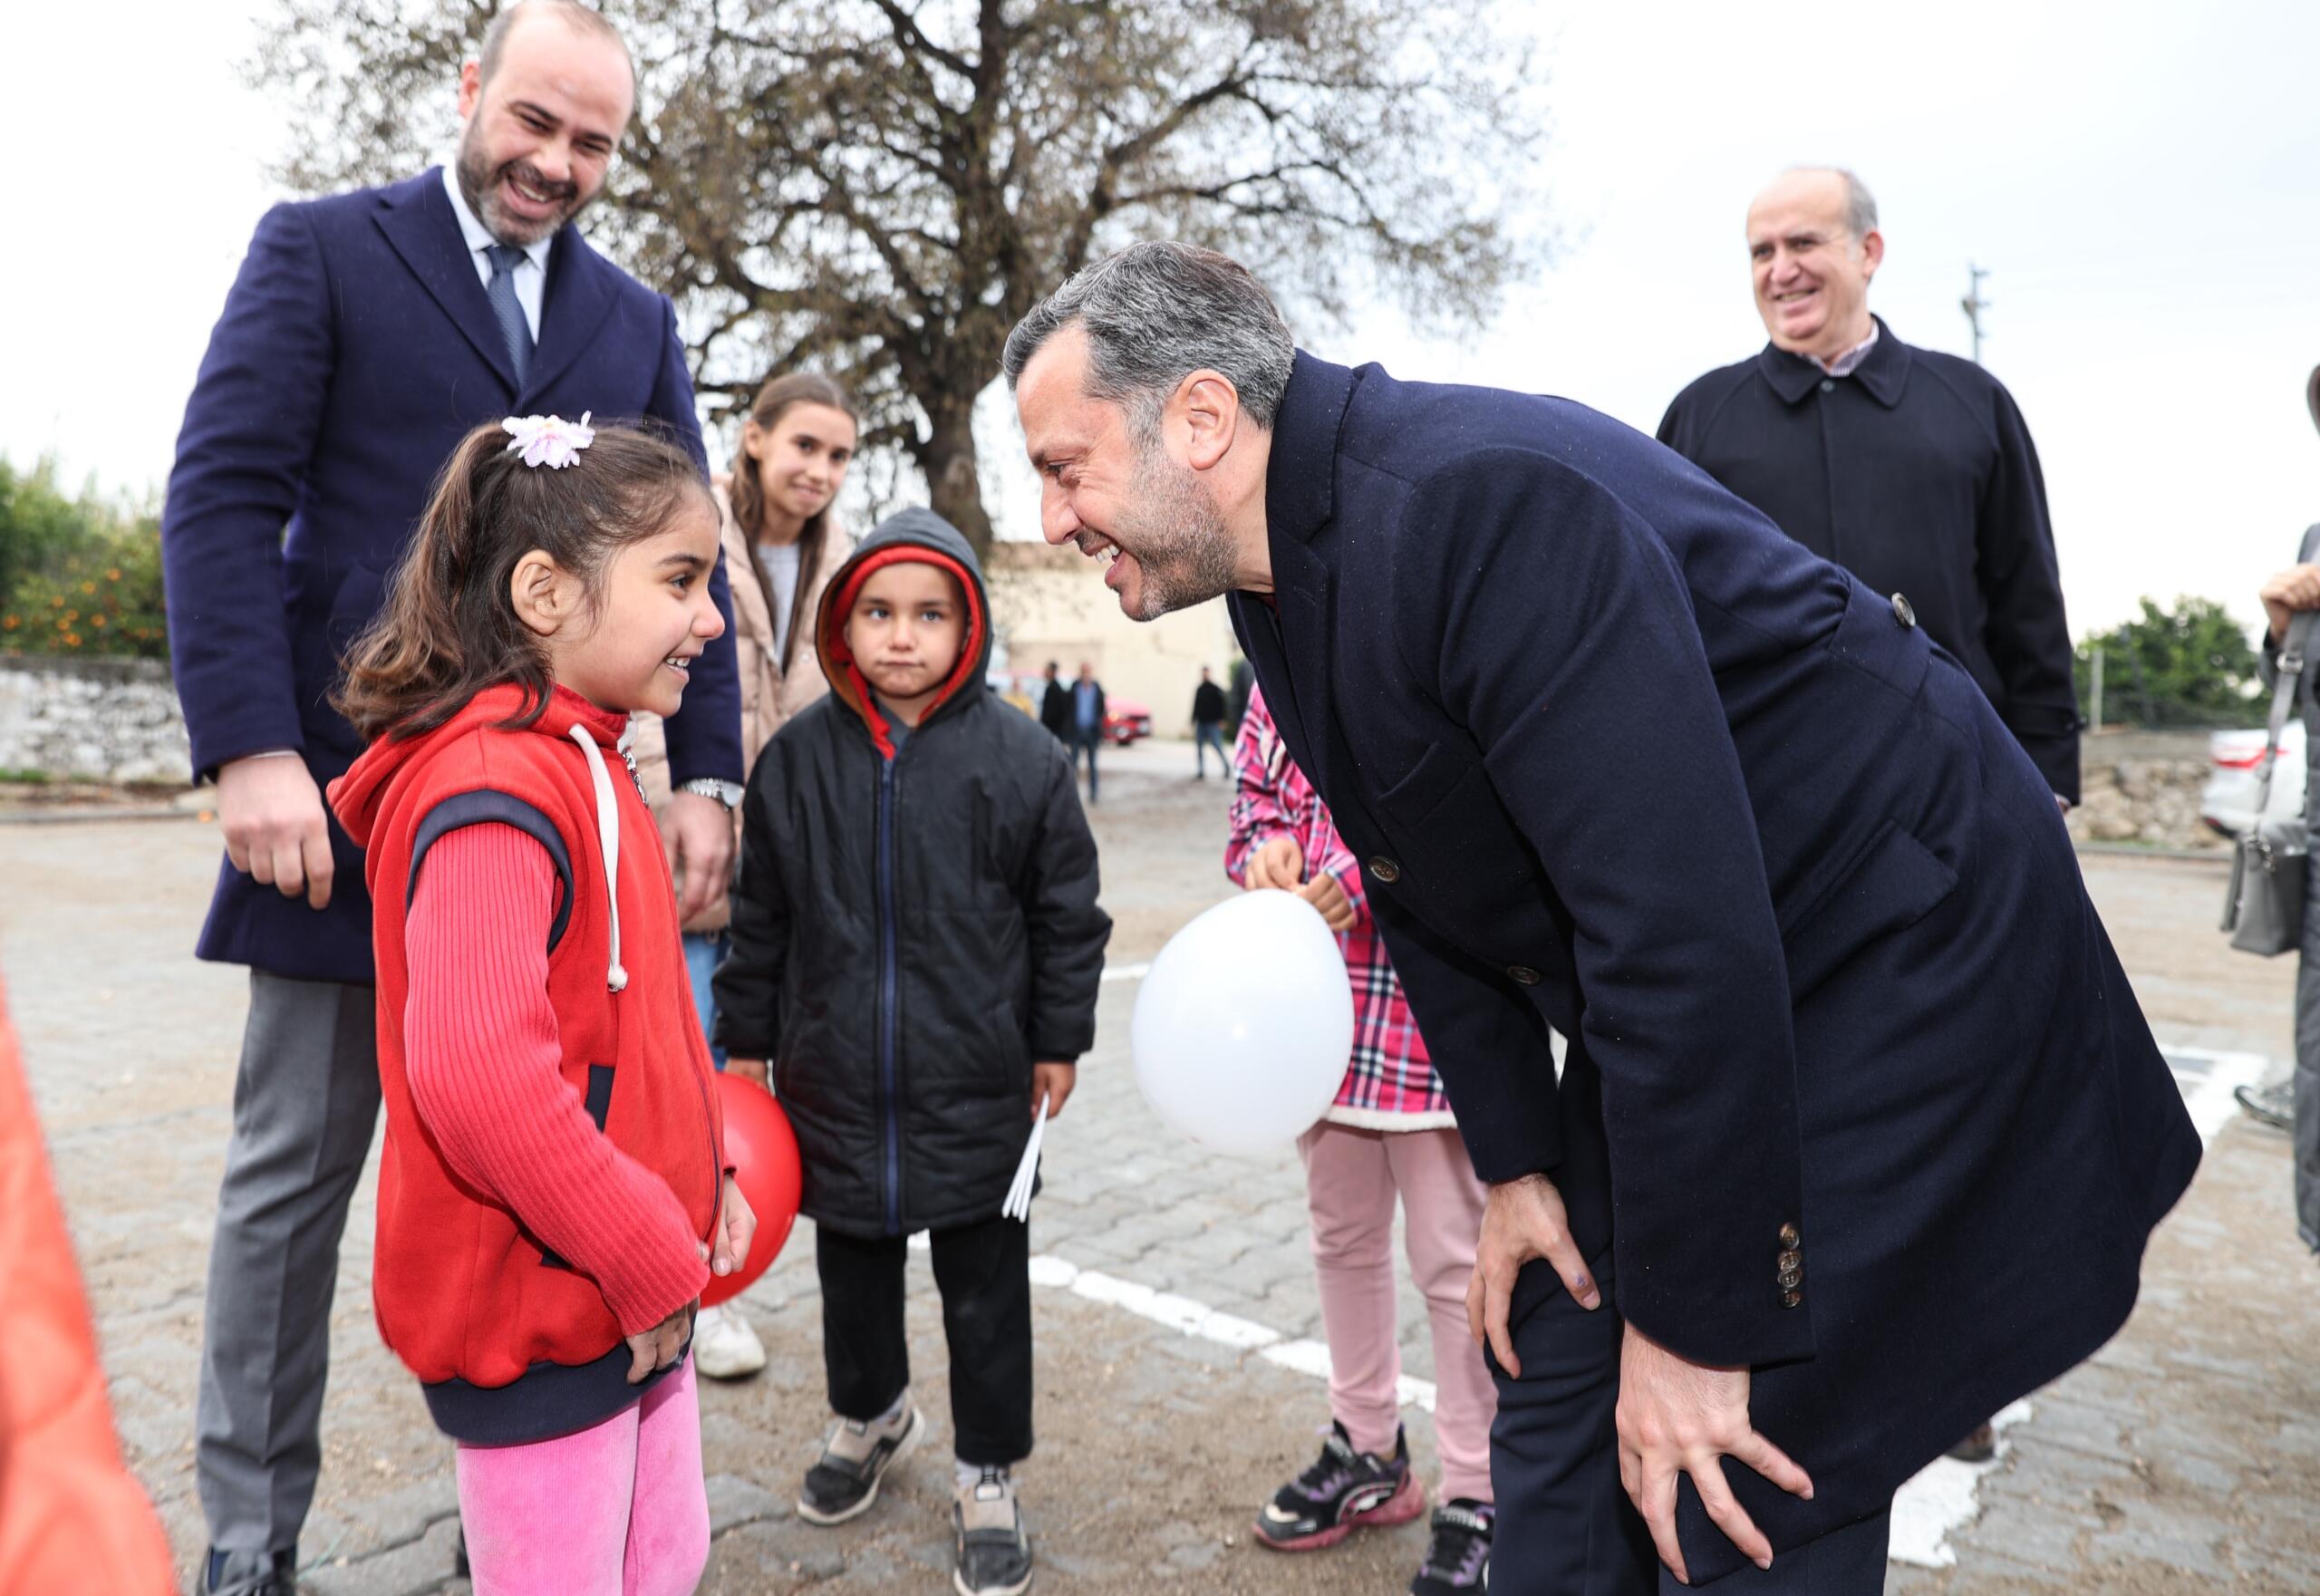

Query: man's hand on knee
[1616,1322,1813,1584]
[218,753,334,910]
[1465,1172,1600,1377]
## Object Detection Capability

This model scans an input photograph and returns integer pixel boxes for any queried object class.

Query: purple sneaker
[1412,1498,1494,1593]
[1253,1419,1425,1552]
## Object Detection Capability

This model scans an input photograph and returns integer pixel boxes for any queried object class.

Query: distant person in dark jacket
[1658,167,2080,806]
[1191,665,1229,778]
[1227,655,1255,733]
[714,508,1108,1596]
[1039,659,1072,740]
[1068,661,1107,802]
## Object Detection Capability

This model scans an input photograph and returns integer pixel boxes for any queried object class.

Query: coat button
[1819,378,1835,393]
[1506,964,1543,986]
[1777,1264,1804,1289]
[1777,1249,1802,1270]
[1368,856,1402,884]
[1778,1223,1801,1248]
[1890,593,1917,629]
[1781,1288,1803,1309]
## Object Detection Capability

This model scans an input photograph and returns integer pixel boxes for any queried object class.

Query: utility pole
[1961,263,1991,364]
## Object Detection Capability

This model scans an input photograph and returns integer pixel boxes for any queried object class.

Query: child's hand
[1031,1061,1077,1120]
[1298,871,1358,933]
[1242,836,1305,892]
[710,1173,758,1278]
[726,1057,770,1090]
[625,1301,694,1384]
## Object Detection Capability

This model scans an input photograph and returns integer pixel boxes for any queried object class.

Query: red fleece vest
[337,687,722,1414]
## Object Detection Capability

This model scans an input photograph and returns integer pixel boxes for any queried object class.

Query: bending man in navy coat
[162,4,742,1589]
[1004,243,2200,1593]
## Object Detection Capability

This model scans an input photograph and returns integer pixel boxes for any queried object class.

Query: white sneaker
[692,1301,768,1379]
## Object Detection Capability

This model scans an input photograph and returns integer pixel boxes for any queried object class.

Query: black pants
[1487,1252,1890,1595]
[815,1214,1033,1467]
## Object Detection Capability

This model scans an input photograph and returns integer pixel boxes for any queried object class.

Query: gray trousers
[2295,902,2320,1252]
[197,971,381,1556]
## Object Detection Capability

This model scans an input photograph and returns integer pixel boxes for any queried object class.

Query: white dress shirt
[441,165,550,340]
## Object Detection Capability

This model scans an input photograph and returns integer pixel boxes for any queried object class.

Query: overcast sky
[5,0,2316,638]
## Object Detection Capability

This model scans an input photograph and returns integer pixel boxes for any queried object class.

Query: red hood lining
[820,547,987,759]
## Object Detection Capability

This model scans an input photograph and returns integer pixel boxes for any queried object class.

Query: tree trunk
[920,396,996,565]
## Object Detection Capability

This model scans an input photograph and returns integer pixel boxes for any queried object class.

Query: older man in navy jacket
[163,5,741,1590]
[1658,168,2080,808]
[1006,244,2200,1594]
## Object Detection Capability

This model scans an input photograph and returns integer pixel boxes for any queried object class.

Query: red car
[1104,699,1153,745]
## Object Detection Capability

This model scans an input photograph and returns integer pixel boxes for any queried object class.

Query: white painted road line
[1025,1250,1441,1411]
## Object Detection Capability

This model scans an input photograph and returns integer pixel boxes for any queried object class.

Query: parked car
[2200,723,2306,838]
[1104,699,1154,745]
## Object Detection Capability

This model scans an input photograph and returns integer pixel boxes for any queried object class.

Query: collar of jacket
[373,168,615,402]
[1754,314,1910,410]
[1264,351,1362,546]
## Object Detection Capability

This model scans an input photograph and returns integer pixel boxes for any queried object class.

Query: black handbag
[2224,608,2314,956]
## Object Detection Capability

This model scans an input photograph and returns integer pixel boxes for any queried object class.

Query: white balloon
[1131,891,1355,1155]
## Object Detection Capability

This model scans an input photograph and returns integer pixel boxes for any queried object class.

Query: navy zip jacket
[712,510,1109,1237]
[1657,318,2080,800]
[1232,352,2198,1581]
[161,169,741,983]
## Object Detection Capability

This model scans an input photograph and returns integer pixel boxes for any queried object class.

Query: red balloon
[701,1074,803,1308]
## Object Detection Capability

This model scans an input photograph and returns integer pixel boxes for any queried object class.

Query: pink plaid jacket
[1223,686,1454,1129]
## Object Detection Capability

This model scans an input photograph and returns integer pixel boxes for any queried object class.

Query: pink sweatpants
[1298,1122,1496,1504]
[454,1359,709,1596]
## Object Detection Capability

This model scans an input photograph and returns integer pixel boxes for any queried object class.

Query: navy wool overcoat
[1230,353,2200,1581]
[163,169,742,984]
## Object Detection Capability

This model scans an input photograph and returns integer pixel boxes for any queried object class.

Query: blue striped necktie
[484,244,534,386]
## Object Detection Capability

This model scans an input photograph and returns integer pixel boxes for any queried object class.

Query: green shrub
[0,458,168,660]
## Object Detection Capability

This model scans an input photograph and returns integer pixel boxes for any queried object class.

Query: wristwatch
[679,777,745,809]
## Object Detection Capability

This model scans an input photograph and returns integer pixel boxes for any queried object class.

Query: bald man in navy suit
[163,5,742,1589]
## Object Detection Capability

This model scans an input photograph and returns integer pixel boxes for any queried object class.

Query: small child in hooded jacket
[712,507,1108,1596]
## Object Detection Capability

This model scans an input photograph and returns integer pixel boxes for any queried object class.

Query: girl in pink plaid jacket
[1226,685,1497,1594]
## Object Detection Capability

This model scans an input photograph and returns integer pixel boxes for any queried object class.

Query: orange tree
[0,459,169,661]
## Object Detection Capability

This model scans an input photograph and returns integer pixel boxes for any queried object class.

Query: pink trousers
[454,1359,709,1596]
[1298,1121,1497,1504]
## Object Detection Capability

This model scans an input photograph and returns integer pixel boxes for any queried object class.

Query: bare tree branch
[246,0,1553,556]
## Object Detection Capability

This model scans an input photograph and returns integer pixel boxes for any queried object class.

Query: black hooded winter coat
[711,508,1110,1237]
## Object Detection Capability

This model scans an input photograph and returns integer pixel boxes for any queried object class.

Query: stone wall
[2066,730,2227,851]
[0,660,2240,849]
[0,655,192,786]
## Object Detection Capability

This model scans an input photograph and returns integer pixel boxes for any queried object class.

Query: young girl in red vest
[328,414,756,1596]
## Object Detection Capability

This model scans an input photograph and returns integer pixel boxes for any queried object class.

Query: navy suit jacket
[1231,353,2199,1578]
[164,169,742,983]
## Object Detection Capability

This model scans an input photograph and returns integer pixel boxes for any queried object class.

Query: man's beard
[455,122,591,247]
[1109,440,1239,621]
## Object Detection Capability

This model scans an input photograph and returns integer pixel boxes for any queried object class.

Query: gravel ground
[6,739,2318,1593]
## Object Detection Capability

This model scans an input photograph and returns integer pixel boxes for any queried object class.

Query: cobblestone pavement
[6,745,2317,1593]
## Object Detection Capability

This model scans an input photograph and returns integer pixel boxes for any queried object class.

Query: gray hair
[1001,243,1295,432]
[1783,166,1880,244]
[479,0,633,92]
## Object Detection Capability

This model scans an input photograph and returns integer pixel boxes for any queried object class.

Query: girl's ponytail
[333,416,707,743]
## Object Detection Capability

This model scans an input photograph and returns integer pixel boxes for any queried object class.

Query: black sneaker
[798,1398,927,1524]
[952,1465,1033,1596]
[1412,1498,1494,1594]
[206,1547,297,1596]
[1253,1419,1424,1551]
